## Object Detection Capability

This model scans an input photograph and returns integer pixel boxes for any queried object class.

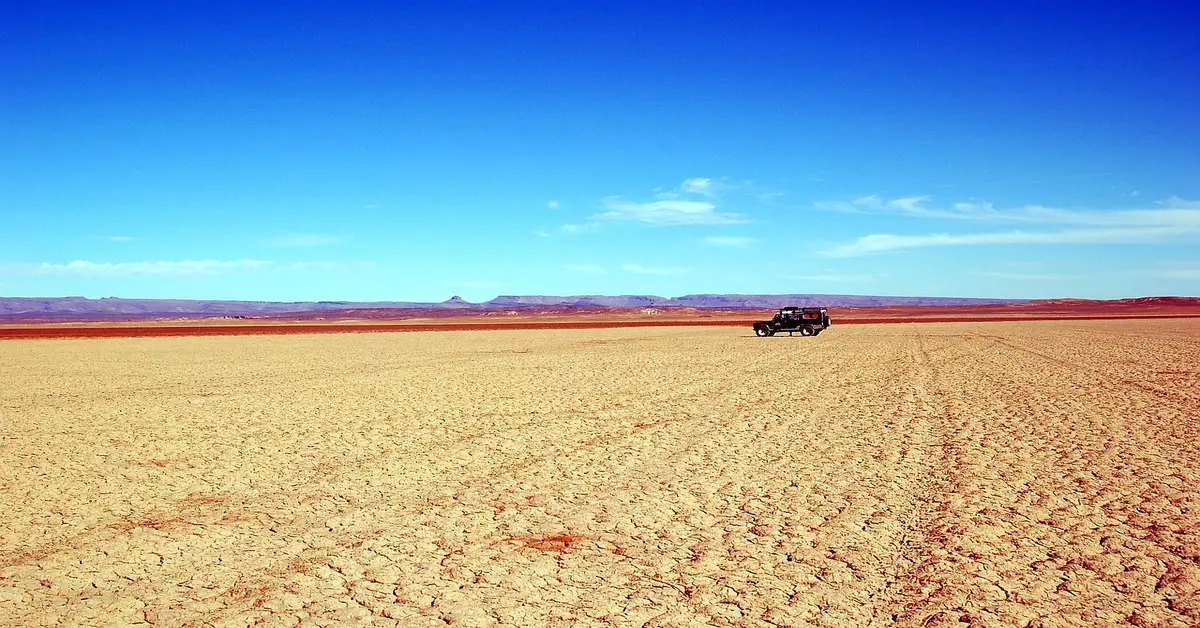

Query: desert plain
[1,319,1197,627]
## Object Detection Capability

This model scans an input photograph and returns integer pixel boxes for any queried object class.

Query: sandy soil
[1,319,1197,626]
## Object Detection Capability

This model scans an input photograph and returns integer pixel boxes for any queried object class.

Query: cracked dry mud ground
[1,320,1197,627]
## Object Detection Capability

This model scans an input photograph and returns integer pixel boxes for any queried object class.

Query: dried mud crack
[1,320,1197,626]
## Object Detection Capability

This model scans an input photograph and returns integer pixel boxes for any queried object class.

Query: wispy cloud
[265,233,347,247]
[1158,269,1200,279]
[817,196,1200,257]
[818,195,1200,227]
[621,263,691,275]
[587,177,751,226]
[681,177,716,197]
[701,236,756,248]
[560,222,600,235]
[595,198,748,226]
[364,204,378,209]
[822,225,1194,258]
[449,280,502,288]
[94,235,135,242]
[547,200,560,210]
[534,223,600,237]
[1,259,374,278]
[654,177,732,200]
[973,271,1075,281]
[562,263,606,275]
[886,196,931,212]
[782,272,880,282]
[1152,261,1200,280]
[16,259,273,277]
[288,261,376,272]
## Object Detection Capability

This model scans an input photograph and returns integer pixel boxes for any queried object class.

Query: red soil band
[0,320,749,340]
[2,313,1198,340]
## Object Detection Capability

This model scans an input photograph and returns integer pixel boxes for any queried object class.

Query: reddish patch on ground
[218,511,262,524]
[0,549,53,570]
[505,533,588,553]
[108,517,197,532]
[180,493,227,506]
[222,584,272,608]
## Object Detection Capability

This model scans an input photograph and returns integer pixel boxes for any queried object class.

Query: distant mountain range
[1,294,1028,320]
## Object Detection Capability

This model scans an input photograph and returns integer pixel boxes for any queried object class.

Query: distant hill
[486,294,1028,308]
[0,294,1029,321]
[0,296,430,318]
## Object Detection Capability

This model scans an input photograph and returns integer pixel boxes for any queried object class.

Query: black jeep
[753,307,830,337]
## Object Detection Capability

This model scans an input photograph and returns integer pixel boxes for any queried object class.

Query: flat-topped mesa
[486,295,671,308]
[486,295,571,307]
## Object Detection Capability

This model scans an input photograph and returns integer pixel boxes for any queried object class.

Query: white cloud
[95,235,135,242]
[1162,196,1200,209]
[1,259,376,278]
[562,263,606,275]
[817,195,1200,257]
[559,222,600,235]
[364,204,378,209]
[595,198,748,226]
[287,261,376,272]
[819,195,1200,228]
[21,259,273,277]
[547,200,560,210]
[449,280,502,288]
[681,177,715,196]
[594,178,750,225]
[1158,269,1200,279]
[887,196,931,212]
[974,271,1074,281]
[1153,261,1200,280]
[534,223,600,237]
[621,263,691,275]
[702,236,756,248]
[656,177,738,200]
[822,225,1194,258]
[782,272,880,282]
[265,233,347,247]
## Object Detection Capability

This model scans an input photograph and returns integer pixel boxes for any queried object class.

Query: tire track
[882,323,1199,626]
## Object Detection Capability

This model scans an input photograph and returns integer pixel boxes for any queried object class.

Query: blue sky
[3,1,1198,302]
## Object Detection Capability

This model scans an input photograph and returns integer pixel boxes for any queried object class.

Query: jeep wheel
[754,325,771,337]
[799,325,815,337]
